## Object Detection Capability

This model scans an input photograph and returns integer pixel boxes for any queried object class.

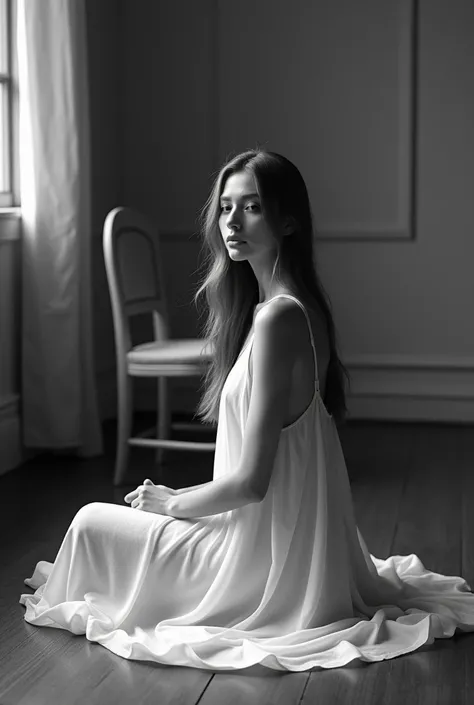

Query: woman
[20,150,474,671]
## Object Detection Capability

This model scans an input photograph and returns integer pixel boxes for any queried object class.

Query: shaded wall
[96,0,474,422]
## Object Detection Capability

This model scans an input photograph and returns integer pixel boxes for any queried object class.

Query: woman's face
[218,170,279,263]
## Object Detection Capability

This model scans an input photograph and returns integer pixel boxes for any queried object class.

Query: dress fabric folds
[20,295,474,671]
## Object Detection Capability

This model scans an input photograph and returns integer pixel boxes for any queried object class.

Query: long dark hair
[194,149,350,426]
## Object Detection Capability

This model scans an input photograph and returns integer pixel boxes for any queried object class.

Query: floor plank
[3,640,213,705]
[200,670,309,705]
[302,640,469,705]
[391,425,462,575]
[349,423,414,560]
[1,420,474,704]
[461,426,474,588]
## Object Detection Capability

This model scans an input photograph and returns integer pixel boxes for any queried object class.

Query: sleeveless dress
[20,294,474,671]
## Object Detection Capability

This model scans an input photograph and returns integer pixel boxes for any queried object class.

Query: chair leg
[156,376,171,470]
[114,370,133,486]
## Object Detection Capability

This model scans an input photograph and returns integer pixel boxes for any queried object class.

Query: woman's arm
[166,301,301,519]
[175,481,213,495]
[166,475,259,518]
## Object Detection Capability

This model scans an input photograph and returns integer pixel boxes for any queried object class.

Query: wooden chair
[103,207,215,486]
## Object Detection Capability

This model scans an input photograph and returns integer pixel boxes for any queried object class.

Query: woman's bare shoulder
[255,295,304,322]
[254,297,309,346]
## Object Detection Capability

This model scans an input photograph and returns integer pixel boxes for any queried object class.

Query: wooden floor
[1,419,474,705]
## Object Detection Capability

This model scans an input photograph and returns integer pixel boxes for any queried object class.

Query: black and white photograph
[1,0,473,703]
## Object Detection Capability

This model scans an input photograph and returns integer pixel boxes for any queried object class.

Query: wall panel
[217,0,416,240]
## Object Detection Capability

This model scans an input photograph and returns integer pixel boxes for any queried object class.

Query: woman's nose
[227,211,241,230]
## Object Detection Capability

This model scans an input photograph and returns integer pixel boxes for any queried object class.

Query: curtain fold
[18,0,102,457]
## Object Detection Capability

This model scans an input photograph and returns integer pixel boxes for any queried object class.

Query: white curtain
[17,0,102,457]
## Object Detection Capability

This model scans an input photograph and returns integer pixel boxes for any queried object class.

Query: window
[0,0,18,208]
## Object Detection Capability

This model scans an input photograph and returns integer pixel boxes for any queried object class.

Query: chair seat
[127,338,213,366]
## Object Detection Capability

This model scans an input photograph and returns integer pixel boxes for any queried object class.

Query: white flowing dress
[20,294,474,671]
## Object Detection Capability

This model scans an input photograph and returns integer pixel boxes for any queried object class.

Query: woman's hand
[124,478,178,516]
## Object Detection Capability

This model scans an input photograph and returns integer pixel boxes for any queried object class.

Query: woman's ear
[283,216,297,237]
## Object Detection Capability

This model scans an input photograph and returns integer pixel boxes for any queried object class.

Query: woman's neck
[256,287,295,307]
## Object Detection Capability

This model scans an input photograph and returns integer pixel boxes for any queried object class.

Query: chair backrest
[103,207,168,356]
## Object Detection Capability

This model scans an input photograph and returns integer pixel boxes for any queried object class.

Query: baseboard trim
[347,394,474,424]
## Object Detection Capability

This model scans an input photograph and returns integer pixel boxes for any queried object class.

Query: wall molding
[317,0,418,242]
[0,210,21,242]
[0,393,22,475]
[98,353,474,424]
[215,0,418,243]
[346,353,474,371]
[345,353,474,423]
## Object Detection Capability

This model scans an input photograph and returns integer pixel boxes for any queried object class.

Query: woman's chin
[228,250,247,261]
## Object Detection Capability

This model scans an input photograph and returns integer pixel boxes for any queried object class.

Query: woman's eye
[220,203,259,213]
